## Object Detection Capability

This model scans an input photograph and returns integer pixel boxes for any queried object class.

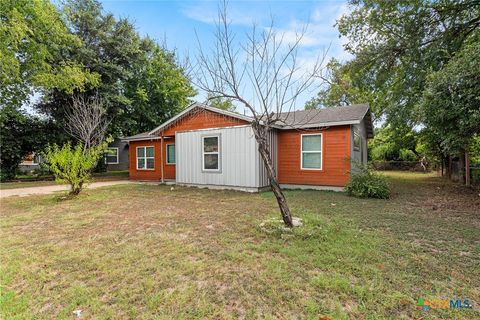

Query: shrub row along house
[123,103,373,192]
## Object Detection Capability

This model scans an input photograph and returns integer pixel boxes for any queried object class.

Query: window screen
[301,134,322,169]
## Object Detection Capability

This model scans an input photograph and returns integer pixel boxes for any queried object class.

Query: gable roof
[123,102,373,141]
[148,102,254,136]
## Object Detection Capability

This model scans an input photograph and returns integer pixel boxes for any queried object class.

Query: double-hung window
[137,146,154,170]
[105,147,119,164]
[202,136,220,171]
[301,134,322,170]
[166,144,176,164]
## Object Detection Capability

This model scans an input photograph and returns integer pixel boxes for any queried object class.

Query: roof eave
[285,119,361,129]
[362,106,374,138]
[121,136,161,142]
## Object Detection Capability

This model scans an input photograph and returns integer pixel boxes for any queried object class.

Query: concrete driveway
[0,180,132,198]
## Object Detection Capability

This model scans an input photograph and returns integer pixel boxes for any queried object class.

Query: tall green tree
[336,0,480,127]
[0,106,66,181]
[37,0,143,130]
[123,45,196,135]
[0,0,99,108]
[37,0,195,136]
[420,37,480,156]
[305,59,373,109]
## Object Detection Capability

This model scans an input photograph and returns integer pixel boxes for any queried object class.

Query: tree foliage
[420,37,480,154]
[0,107,32,180]
[0,0,99,108]
[0,106,65,181]
[207,93,236,112]
[369,126,420,161]
[37,0,195,136]
[305,59,373,109]
[124,46,196,134]
[336,0,480,127]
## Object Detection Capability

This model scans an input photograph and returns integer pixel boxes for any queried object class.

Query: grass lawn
[1,172,478,319]
[0,171,129,190]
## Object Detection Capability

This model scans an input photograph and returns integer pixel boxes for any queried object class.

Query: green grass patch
[1,172,478,319]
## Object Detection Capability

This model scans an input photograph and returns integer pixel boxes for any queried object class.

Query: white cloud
[273,2,353,62]
[181,2,259,27]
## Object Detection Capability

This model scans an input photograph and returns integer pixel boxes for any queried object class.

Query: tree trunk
[70,181,83,196]
[458,150,465,183]
[252,124,293,227]
[448,155,452,180]
[465,150,470,187]
[440,155,444,177]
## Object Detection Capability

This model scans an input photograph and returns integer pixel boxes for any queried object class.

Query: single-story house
[19,139,129,173]
[123,103,373,192]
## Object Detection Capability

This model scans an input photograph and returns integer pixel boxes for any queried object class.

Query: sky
[101,0,352,113]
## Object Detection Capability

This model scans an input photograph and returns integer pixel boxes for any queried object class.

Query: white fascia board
[175,124,252,134]
[148,103,199,135]
[201,104,254,123]
[286,119,361,129]
[122,136,174,142]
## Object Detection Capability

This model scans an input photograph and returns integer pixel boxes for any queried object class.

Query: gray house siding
[350,120,368,171]
[106,138,129,171]
[176,125,274,192]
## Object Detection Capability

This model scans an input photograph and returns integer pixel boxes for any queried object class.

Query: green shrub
[345,165,391,199]
[42,141,108,196]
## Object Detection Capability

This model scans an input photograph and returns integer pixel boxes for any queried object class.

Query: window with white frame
[301,134,322,170]
[137,146,154,170]
[202,136,220,171]
[105,147,119,164]
[166,144,175,164]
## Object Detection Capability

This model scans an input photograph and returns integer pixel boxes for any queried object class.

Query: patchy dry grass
[0,173,129,190]
[0,172,478,319]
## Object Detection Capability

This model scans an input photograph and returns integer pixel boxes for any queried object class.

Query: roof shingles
[275,104,370,127]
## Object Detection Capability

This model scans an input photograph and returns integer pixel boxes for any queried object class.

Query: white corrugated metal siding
[256,129,277,187]
[176,126,273,189]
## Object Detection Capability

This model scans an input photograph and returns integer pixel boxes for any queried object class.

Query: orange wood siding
[128,140,162,181]
[162,109,248,136]
[277,126,351,187]
[129,109,248,181]
[163,138,176,180]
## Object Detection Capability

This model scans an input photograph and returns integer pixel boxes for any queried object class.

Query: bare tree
[194,3,326,227]
[65,94,110,150]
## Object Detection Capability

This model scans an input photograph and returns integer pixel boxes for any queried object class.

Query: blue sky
[101,0,351,111]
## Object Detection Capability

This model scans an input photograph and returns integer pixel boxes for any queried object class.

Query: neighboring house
[18,153,42,173]
[123,103,373,192]
[19,139,129,173]
[104,138,129,171]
